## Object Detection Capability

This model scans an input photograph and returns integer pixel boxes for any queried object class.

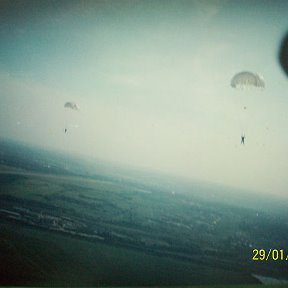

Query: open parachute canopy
[231,71,264,89]
[64,101,79,111]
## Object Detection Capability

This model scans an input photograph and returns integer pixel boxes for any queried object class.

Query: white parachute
[230,71,265,143]
[64,101,79,111]
[231,71,264,89]
[64,101,79,133]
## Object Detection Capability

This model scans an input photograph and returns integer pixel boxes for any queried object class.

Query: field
[0,139,288,286]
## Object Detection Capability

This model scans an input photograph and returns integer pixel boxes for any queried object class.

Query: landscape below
[0,139,287,286]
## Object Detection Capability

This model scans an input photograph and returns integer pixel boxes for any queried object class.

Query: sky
[1,0,288,196]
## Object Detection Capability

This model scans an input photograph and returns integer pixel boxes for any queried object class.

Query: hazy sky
[1,0,288,196]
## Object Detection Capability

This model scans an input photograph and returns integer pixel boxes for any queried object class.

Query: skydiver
[241,134,245,145]
[65,128,67,133]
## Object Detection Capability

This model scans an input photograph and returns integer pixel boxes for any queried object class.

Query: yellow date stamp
[252,249,288,261]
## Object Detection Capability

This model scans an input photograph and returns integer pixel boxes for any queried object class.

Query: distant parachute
[231,71,264,89]
[230,71,265,143]
[64,102,79,133]
[64,101,79,111]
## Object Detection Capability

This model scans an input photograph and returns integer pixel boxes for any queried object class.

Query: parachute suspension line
[232,93,246,138]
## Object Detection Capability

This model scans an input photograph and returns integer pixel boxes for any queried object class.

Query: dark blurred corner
[279,32,288,76]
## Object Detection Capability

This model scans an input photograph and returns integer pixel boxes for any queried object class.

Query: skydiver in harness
[241,134,245,145]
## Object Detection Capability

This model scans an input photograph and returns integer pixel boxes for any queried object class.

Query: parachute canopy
[64,101,79,111]
[231,71,264,89]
